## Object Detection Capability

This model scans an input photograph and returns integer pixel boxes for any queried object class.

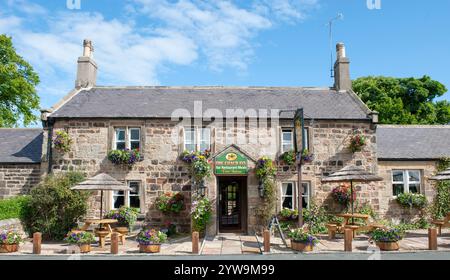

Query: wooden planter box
[291,240,314,252]
[139,244,161,253]
[78,244,92,254]
[376,241,400,251]
[0,244,19,253]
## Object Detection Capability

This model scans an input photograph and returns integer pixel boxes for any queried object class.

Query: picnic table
[80,219,118,248]
[335,213,370,226]
[326,213,385,239]
[432,213,450,235]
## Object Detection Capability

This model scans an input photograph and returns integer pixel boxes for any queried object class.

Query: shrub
[105,207,139,227]
[191,196,213,233]
[0,196,30,221]
[303,201,329,234]
[0,231,23,245]
[64,231,95,245]
[371,228,405,243]
[156,193,185,214]
[21,172,89,240]
[108,149,141,165]
[430,158,450,219]
[288,228,319,246]
[396,193,427,209]
[136,229,167,245]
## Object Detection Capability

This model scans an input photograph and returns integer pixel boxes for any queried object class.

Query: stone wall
[378,160,437,222]
[42,117,380,234]
[0,164,42,199]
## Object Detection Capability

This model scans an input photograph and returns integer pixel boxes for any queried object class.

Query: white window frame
[184,126,211,152]
[114,128,126,150]
[114,127,141,150]
[128,128,141,150]
[280,181,311,210]
[111,181,142,210]
[281,129,294,153]
[392,170,422,197]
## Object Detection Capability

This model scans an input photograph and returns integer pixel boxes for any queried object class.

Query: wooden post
[111,233,119,255]
[428,228,438,251]
[344,229,353,252]
[192,232,199,254]
[32,232,42,255]
[263,230,270,253]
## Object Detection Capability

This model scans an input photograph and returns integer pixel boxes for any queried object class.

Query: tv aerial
[327,13,344,78]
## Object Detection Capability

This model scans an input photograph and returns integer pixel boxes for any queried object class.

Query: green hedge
[0,196,30,221]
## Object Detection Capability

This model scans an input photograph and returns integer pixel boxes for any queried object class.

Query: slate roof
[377,125,450,160]
[0,129,43,164]
[50,87,371,120]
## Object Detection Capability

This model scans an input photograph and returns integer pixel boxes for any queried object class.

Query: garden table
[335,213,370,226]
[80,219,118,247]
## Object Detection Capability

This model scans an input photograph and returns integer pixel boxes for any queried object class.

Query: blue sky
[0,0,449,112]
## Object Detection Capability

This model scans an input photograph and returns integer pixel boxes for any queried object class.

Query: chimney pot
[336,42,346,59]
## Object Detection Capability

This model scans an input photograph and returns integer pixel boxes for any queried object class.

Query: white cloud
[0,0,319,105]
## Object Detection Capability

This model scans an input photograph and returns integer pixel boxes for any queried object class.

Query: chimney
[334,42,351,91]
[75,39,97,88]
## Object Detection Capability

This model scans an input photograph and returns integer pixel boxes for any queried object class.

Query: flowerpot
[0,244,19,253]
[139,244,161,253]
[291,240,314,252]
[78,244,91,253]
[376,241,400,251]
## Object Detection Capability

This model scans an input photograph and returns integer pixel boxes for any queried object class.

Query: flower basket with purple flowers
[332,184,356,206]
[0,231,22,253]
[53,130,72,153]
[136,229,167,253]
[64,231,95,253]
[288,228,318,252]
[108,149,141,166]
[371,228,405,251]
[301,149,314,164]
[105,207,139,228]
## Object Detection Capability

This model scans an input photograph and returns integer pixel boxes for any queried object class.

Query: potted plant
[332,184,356,206]
[396,193,427,209]
[136,229,168,253]
[279,151,296,166]
[288,228,319,252]
[156,192,185,214]
[53,130,72,153]
[371,228,404,251]
[108,149,141,165]
[0,231,22,253]
[301,149,314,164]
[191,196,213,236]
[105,206,139,229]
[279,208,299,221]
[348,132,366,153]
[64,231,96,253]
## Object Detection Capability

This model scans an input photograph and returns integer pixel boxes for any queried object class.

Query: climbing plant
[430,158,450,219]
[254,157,277,228]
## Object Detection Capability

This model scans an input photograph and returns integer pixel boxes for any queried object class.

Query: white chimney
[75,39,97,88]
[334,42,351,91]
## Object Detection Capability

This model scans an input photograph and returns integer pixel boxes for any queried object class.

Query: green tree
[0,34,40,127]
[353,76,449,124]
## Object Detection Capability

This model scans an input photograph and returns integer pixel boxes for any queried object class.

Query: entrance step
[201,234,261,255]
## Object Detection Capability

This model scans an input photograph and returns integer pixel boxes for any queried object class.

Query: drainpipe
[46,117,55,174]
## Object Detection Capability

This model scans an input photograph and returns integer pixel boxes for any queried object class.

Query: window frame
[280,181,311,210]
[128,127,141,150]
[114,127,141,151]
[391,170,422,197]
[111,181,142,210]
[184,126,211,152]
[114,128,126,150]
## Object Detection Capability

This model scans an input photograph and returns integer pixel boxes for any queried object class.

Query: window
[115,128,126,150]
[282,130,294,153]
[114,128,140,150]
[112,181,141,210]
[129,128,141,150]
[281,182,311,210]
[281,128,310,153]
[184,127,211,152]
[392,170,421,196]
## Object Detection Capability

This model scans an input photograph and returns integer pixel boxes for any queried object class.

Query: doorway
[218,176,247,233]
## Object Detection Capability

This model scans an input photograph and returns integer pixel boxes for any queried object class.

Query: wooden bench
[114,227,129,245]
[326,224,342,240]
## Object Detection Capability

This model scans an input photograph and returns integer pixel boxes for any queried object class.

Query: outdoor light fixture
[198,180,207,197]
[258,180,265,198]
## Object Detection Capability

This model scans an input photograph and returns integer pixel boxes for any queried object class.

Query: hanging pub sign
[215,151,248,175]
[294,108,305,154]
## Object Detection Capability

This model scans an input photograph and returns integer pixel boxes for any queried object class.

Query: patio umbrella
[322,165,383,224]
[71,173,131,219]
[429,167,450,181]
